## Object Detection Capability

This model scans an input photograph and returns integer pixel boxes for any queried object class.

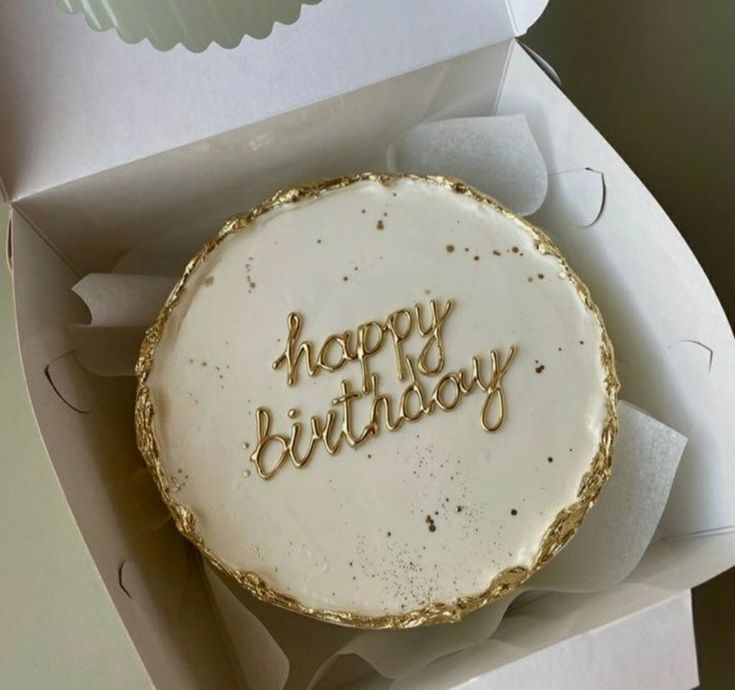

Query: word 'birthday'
[250,299,517,480]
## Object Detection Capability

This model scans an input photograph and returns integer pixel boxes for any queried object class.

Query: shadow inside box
[694,568,735,690]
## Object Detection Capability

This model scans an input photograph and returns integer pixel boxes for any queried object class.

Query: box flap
[392,590,698,690]
[0,0,548,201]
[505,0,549,35]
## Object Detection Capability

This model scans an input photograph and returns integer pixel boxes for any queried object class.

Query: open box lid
[0,0,547,201]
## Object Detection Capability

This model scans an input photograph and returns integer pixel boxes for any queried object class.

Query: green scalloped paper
[57,0,323,52]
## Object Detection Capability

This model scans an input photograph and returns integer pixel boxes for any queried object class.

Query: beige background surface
[1,1,734,688]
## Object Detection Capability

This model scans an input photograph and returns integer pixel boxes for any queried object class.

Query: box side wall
[10,212,239,690]
[498,43,735,537]
[14,43,511,276]
[485,590,698,690]
[396,590,698,690]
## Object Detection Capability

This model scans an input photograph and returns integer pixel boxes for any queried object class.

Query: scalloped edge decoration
[135,173,620,629]
[57,0,323,52]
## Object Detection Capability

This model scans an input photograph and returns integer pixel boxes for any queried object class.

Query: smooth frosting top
[145,177,612,621]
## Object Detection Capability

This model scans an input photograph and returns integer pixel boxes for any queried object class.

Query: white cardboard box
[1,1,733,688]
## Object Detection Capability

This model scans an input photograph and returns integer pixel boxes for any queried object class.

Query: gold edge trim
[134,172,620,629]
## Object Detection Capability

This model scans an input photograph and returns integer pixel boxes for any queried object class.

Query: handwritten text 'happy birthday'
[250,299,516,479]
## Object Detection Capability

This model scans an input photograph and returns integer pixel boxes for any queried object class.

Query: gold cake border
[135,173,620,629]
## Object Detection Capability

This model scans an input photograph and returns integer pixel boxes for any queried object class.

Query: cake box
[1,1,734,689]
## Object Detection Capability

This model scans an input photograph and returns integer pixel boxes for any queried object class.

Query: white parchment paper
[386,115,548,216]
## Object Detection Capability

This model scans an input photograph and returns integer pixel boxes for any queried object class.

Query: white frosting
[147,178,609,618]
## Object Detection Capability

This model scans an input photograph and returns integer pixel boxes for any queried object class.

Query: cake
[136,173,618,628]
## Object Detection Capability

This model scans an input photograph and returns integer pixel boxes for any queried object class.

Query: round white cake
[136,174,618,627]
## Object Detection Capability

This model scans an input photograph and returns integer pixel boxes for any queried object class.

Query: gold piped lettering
[251,299,518,479]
